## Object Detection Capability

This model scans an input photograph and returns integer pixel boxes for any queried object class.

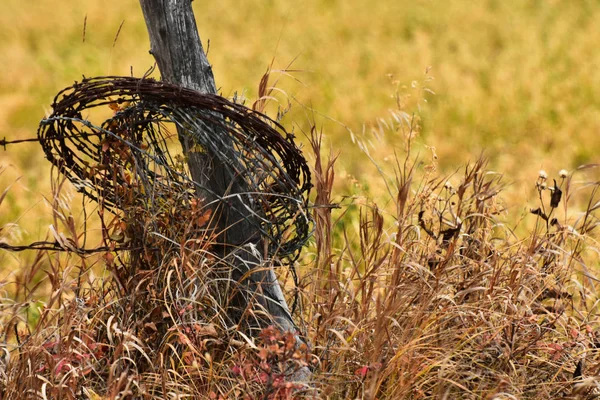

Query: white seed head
[559,169,568,178]
[444,181,453,190]
[538,170,548,180]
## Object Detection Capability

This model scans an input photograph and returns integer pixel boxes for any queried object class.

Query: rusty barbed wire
[0,241,140,254]
[0,133,106,149]
[35,75,312,260]
[0,137,44,149]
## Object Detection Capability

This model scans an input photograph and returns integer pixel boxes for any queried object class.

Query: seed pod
[574,358,584,381]
[550,179,562,208]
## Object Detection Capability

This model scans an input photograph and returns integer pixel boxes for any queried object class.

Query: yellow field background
[1,0,599,265]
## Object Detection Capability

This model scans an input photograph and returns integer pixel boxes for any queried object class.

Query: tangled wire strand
[37,76,312,260]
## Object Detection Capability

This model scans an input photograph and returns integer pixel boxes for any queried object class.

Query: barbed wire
[0,133,106,150]
[1,76,314,323]
[0,137,43,149]
[0,241,139,254]
[36,76,312,260]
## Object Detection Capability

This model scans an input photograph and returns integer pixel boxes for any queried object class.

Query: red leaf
[54,358,71,374]
[571,328,579,339]
[355,365,369,378]
[258,371,270,383]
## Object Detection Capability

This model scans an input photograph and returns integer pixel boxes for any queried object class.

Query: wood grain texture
[140,0,216,94]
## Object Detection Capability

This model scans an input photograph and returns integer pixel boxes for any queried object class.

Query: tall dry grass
[2,2,600,398]
[1,81,600,398]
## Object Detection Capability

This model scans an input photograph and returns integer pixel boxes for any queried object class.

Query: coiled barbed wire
[37,76,312,260]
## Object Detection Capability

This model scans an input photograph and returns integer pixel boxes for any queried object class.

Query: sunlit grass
[2,0,599,225]
[0,0,598,319]
[2,2,600,396]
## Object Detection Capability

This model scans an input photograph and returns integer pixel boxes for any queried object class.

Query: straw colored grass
[2,89,600,397]
[2,1,600,398]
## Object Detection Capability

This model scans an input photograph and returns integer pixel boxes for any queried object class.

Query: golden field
[2,1,600,398]
[2,0,599,226]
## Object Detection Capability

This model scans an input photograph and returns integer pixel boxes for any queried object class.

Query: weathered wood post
[138,0,311,382]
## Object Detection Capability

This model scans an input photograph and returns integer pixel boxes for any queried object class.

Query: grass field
[2,1,600,398]
[2,0,600,210]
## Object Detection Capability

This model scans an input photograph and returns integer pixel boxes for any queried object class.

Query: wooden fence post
[138,0,311,382]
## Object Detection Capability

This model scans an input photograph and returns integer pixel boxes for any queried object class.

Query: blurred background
[1,0,599,264]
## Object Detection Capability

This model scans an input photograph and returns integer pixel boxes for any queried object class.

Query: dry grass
[2,1,600,398]
[295,108,600,398]
[2,85,600,398]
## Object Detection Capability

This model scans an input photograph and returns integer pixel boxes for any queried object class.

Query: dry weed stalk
[299,135,600,398]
